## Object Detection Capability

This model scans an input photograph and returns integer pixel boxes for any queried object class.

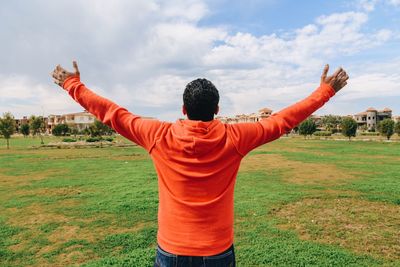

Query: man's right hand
[320,64,349,93]
[51,61,80,88]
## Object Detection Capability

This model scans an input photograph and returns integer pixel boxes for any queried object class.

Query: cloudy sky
[1,0,399,121]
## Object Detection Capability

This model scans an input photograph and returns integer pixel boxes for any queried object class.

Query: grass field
[0,135,399,266]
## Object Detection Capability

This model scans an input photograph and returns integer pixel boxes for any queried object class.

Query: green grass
[0,136,399,266]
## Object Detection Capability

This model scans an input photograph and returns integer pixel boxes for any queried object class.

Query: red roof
[258,108,273,113]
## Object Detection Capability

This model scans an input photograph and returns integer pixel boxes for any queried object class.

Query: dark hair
[183,78,219,121]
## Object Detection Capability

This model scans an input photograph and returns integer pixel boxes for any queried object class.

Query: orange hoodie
[63,76,335,256]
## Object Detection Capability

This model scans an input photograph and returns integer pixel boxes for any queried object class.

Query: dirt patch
[16,187,83,198]
[33,220,150,266]
[0,169,68,187]
[34,247,98,267]
[349,153,400,165]
[48,225,81,243]
[257,141,334,155]
[56,249,97,266]
[47,220,149,244]
[305,189,361,198]
[274,198,400,259]
[7,200,151,263]
[240,154,358,185]
[112,154,148,161]
[17,149,147,163]
[7,203,69,227]
[8,238,30,252]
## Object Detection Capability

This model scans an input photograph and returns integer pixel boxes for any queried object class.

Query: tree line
[298,116,400,140]
[1,112,400,149]
[0,112,113,149]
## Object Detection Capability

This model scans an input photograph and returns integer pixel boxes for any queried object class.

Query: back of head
[183,78,219,122]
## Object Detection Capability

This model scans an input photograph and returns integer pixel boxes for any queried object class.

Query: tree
[69,126,79,138]
[321,115,342,133]
[395,121,400,136]
[82,127,91,136]
[298,118,317,138]
[89,119,113,137]
[341,117,357,140]
[377,119,395,140]
[20,123,30,137]
[359,124,368,132]
[30,115,45,144]
[52,124,69,136]
[88,120,114,148]
[0,112,16,149]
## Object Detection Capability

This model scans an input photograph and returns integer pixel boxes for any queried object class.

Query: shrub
[313,131,332,137]
[52,124,69,136]
[86,137,101,142]
[62,138,77,142]
[360,132,380,136]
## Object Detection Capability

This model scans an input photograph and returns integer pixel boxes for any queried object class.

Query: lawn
[0,136,399,266]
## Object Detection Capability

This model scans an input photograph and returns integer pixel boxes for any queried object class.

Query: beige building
[14,116,30,132]
[47,111,157,134]
[353,107,392,131]
[47,111,96,133]
[15,116,49,133]
[216,108,273,124]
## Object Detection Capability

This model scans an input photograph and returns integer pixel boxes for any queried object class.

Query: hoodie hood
[171,119,226,156]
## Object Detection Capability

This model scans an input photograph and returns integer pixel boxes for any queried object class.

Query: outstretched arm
[51,61,166,152]
[229,64,349,156]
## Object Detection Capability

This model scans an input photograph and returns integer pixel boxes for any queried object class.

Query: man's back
[152,119,241,255]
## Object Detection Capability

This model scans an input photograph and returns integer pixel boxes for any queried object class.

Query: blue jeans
[154,244,235,267]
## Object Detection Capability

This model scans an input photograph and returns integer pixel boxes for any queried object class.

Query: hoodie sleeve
[228,83,335,156]
[63,76,165,152]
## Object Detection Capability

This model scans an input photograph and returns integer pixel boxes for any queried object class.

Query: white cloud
[198,11,395,116]
[0,75,78,117]
[337,58,400,101]
[340,73,400,100]
[161,0,209,22]
[357,0,379,11]
[355,0,400,11]
[204,11,390,70]
[388,0,400,6]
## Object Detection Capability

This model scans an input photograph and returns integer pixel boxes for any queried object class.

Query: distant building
[47,111,96,133]
[14,111,157,135]
[14,116,30,132]
[216,108,273,124]
[14,116,48,133]
[353,107,392,131]
[309,115,322,128]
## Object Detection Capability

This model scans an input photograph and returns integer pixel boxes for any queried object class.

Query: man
[52,62,348,267]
